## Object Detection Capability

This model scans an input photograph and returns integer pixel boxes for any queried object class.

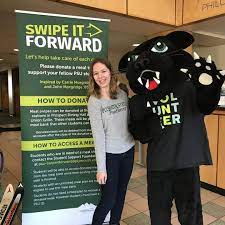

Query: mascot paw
[180,52,225,88]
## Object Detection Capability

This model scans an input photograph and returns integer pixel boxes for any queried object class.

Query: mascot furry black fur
[118,31,225,225]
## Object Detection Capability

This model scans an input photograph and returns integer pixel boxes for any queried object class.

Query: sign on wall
[15,10,110,225]
[183,0,225,23]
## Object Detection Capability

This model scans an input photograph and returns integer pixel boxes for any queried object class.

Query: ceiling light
[13,48,19,52]
[132,44,140,47]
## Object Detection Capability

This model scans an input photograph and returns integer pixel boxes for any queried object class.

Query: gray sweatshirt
[88,89,135,172]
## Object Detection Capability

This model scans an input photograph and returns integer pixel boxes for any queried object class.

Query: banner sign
[16,10,110,225]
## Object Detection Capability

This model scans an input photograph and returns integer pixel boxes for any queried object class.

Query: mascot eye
[151,42,168,53]
[128,55,139,62]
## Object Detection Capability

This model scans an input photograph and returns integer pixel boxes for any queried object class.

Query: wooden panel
[200,115,218,185]
[175,0,183,26]
[59,0,127,14]
[213,109,225,116]
[217,115,225,189]
[183,0,225,24]
[128,0,176,25]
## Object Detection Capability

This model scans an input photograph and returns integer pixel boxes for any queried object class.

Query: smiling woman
[87,58,135,225]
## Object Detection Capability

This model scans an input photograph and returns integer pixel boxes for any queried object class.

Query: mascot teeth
[146,79,150,88]
[138,77,143,85]
[137,69,161,90]
[155,71,160,79]
[153,77,160,84]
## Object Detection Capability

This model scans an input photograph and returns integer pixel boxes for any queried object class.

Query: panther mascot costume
[118,31,225,225]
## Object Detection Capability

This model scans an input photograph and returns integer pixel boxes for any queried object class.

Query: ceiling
[1,0,225,71]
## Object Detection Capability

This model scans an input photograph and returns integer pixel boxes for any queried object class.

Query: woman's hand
[96,172,107,185]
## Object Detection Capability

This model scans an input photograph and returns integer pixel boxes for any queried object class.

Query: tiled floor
[0,131,22,225]
[122,164,225,225]
[1,131,225,225]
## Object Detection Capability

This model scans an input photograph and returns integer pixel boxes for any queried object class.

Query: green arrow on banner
[85,23,102,37]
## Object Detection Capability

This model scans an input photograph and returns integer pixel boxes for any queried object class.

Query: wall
[0,68,20,115]
[0,71,8,113]
[194,44,225,69]
[59,0,177,25]
[60,0,127,14]
[13,68,20,115]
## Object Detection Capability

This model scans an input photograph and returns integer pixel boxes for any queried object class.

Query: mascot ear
[118,51,138,73]
[166,31,194,50]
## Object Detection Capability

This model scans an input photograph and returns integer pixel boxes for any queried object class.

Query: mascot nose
[134,58,150,70]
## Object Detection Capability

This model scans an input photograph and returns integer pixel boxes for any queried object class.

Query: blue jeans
[92,146,134,225]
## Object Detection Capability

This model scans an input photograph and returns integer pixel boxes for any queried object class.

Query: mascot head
[118,31,194,99]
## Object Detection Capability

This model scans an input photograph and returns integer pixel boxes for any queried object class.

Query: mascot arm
[181,53,225,115]
[129,95,162,143]
[129,95,147,120]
